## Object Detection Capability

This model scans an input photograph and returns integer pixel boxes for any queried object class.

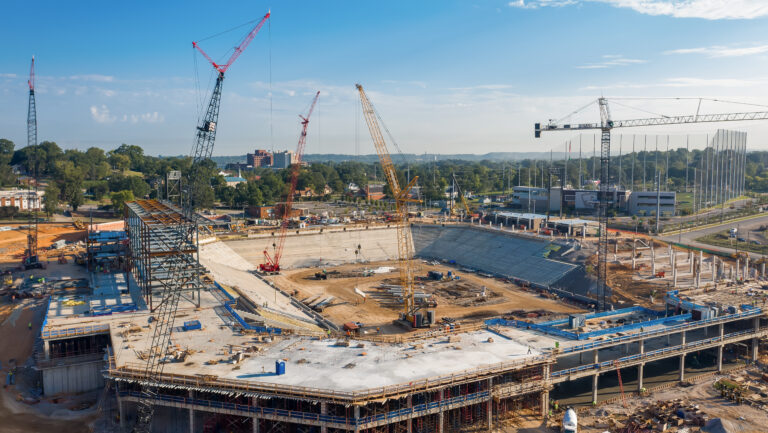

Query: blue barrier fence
[486,306,761,350]
[119,389,490,426]
[213,282,282,335]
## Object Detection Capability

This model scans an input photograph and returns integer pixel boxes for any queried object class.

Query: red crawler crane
[260,91,320,274]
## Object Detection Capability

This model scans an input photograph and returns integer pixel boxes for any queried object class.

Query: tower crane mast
[261,91,321,274]
[356,84,422,324]
[24,56,41,270]
[132,12,270,433]
[536,98,768,311]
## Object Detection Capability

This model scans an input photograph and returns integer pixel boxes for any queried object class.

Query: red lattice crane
[260,91,320,274]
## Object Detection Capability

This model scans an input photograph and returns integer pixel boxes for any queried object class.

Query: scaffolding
[124,199,206,311]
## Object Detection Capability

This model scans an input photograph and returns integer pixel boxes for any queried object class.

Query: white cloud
[581,76,760,90]
[665,44,768,57]
[70,74,114,82]
[510,1,768,19]
[509,0,576,9]
[91,105,162,124]
[0,73,17,79]
[90,105,116,123]
[136,112,164,123]
[576,55,646,69]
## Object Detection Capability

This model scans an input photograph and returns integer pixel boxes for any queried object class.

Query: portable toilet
[275,360,286,376]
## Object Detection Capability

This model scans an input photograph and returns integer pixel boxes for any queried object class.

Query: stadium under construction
[32,198,768,432]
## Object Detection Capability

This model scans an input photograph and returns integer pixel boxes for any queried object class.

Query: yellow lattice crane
[451,173,472,219]
[356,84,423,325]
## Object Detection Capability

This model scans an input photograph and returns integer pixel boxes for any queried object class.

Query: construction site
[5,8,768,433]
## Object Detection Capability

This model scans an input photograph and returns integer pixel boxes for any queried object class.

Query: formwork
[124,199,206,311]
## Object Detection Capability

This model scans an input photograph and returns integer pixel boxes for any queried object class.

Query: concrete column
[116,388,126,429]
[669,249,674,267]
[438,390,445,433]
[689,253,694,273]
[751,337,759,362]
[43,340,50,360]
[632,240,636,270]
[762,262,766,278]
[592,374,599,405]
[189,390,195,433]
[406,395,412,433]
[717,345,724,372]
[695,259,701,288]
[354,405,361,433]
[746,257,750,280]
[754,316,760,332]
[681,330,686,346]
[252,397,260,433]
[487,378,493,430]
[672,256,678,287]
[541,390,549,419]
[679,354,686,382]
[637,363,644,392]
[712,257,717,283]
[719,323,724,339]
[321,402,328,433]
[736,259,741,280]
[593,349,599,364]
[651,243,656,275]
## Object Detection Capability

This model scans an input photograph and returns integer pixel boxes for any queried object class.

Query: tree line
[3,137,768,216]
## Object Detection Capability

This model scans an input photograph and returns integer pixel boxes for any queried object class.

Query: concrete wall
[228,226,400,269]
[42,360,104,395]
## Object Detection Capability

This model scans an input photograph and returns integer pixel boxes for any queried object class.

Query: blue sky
[2,0,768,156]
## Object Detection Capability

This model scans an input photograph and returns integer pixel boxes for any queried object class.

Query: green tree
[43,184,60,216]
[109,153,130,172]
[110,190,135,214]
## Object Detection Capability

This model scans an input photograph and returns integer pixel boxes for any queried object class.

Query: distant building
[0,189,43,210]
[272,151,295,169]
[247,149,273,168]
[224,176,247,187]
[364,183,385,200]
[628,191,676,216]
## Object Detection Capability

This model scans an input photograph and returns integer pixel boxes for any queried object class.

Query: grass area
[695,230,768,256]
[676,192,693,213]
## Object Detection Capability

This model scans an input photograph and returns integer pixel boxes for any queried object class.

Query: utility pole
[655,171,661,234]
[618,134,623,189]
[631,135,635,191]
[643,135,647,191]
[685,135,689,193]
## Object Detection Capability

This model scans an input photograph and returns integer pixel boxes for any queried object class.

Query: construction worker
[28,322,32,330]
[553,401,558,411]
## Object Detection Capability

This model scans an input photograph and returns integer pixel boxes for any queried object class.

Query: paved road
[660,212,768,259]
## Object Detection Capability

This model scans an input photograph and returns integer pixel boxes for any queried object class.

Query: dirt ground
[0,223,85,266]
[0,294,97,432]
[272,260,581,332]
[571,373,768,433]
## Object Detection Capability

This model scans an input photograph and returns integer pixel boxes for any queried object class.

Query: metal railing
[118,389,491,427]
[551,328,761,378]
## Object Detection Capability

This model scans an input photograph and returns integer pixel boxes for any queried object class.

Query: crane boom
[261,91,320,273]
[536,97,768,311]
[536,109,768,136]
[133,13,271,433]
[190,11,271,209]
[192,11,271,75]
[356,84,421,322]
